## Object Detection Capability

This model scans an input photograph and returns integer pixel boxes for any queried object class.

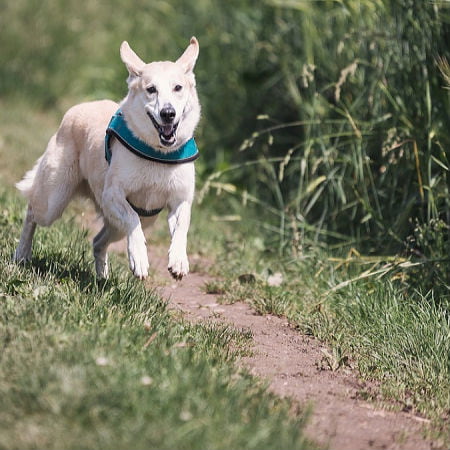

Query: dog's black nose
[160,105,176,123]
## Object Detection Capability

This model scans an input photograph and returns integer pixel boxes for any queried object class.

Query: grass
[0,99,61,186]
[197,210,450,427]
[0,101,314,449]
[2,0,450,443]
[0,188,313,450]
[324,283,450,410]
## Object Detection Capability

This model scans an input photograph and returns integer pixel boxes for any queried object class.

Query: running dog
[14,37,201,280]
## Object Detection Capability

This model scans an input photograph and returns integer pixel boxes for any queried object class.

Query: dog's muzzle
[147,108,179,147]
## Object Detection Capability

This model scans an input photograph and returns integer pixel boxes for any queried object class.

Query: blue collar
[105,110,199,164]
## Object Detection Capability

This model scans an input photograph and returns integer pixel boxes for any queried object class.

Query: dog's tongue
[162,124,174,137]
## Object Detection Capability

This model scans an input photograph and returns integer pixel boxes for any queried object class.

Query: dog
[14,37,201,280]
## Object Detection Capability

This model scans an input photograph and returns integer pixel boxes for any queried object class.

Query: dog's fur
[14,37,201,280]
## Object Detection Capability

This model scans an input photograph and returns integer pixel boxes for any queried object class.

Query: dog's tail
[16,155,43,200]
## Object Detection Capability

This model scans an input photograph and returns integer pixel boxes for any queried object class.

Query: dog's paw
[129,252,149,280]
[128,235,149,280]
[13,247,31,264]
[95,254,109,279]
[168,252,189,280]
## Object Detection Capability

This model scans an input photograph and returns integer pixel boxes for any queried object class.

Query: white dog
[14,37,201,280]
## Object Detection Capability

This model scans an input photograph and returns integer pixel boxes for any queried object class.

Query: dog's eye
[174,84,183,92]
[146,86,157,95]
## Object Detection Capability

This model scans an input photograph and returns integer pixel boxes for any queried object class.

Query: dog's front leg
[167,200,191,280]
[102,186,149,280]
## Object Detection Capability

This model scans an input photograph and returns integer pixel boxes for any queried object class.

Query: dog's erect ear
[120,41,145,78]
[176,37,199,74]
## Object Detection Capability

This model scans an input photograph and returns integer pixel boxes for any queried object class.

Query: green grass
[197,213,450,428]
[0,97,313,450]
[3,0,450,442]
[0,99,61,186]
[323,283,450,411]
[0,188,312,450]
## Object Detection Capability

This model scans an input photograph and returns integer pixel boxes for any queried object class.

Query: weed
[203,280,227,296]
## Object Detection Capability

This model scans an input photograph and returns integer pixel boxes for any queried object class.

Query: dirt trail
[83,213,436,450]
[151,262,434,450]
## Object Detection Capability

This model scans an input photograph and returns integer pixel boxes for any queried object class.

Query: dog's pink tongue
[162,124,173,136]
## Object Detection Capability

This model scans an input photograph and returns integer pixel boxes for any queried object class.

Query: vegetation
[200,231,450,423]
[2,0,450,443]
[3,0,450,253]
[0,190,311,449]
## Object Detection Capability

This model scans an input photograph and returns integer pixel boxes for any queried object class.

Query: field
[2,0,450,447]
[0,103,313,449]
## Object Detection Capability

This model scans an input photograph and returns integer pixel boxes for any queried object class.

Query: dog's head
[120,38,200,151]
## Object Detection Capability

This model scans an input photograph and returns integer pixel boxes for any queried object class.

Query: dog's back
[16,100,117,225]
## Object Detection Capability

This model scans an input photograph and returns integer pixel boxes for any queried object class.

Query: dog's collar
[127,200,163,218]
[105,109,199,164]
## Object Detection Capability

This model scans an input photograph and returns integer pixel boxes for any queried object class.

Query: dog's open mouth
[147,112,178,147]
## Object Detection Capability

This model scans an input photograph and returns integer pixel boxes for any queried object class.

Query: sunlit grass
[201,209,450,427]
[0,188,312,450]
[2,0,450,443]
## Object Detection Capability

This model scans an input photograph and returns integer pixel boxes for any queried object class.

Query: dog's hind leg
[93,221,124,278]
[26,134,84,223]
[14,204,37,263]
[15,135,82,263]
[14,179,78,263]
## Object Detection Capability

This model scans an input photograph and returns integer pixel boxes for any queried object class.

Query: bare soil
[153,266,435,450]
[83,213,438,450]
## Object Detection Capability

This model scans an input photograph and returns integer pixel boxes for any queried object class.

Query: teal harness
[105,110,199,164]
[105,110,199,217]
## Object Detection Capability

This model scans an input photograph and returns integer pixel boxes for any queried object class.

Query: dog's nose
[160,105,176,123]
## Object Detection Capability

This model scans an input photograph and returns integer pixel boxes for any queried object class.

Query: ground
[156,268,433,450]
[84,212,436,450]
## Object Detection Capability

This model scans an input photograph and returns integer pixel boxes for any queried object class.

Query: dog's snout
[160,105,176,123]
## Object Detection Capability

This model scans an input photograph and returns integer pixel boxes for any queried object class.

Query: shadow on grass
[29,252,112,293]
[27,250,166,311]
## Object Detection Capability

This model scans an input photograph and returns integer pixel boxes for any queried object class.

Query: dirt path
[83,213,436,450]
[151,262,434,450]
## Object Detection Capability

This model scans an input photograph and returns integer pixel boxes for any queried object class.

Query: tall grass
[3,0,448,257]
[197,0,450,297]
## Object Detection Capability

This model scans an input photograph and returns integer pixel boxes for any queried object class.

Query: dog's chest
[122,159,195,207]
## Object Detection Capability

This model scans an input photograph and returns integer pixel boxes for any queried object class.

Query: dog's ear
[176,37,199,74]
[120,41,145,79]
